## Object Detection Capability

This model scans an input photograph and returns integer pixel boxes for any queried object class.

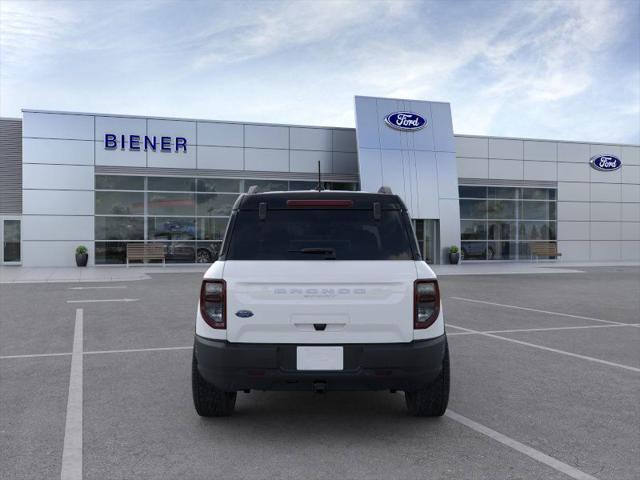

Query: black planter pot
[449,252,460,264]
[76,253,88,267]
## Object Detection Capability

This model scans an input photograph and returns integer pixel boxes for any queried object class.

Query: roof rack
[246,185,259,195]
[377,186,393,194]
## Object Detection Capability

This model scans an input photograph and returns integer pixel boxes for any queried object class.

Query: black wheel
[405,341,450,417]
[196,249,213,264]
[192,353,236,417]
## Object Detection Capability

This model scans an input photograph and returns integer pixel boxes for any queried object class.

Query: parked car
[461,243,495,260]
[151,231,219,263]
[192,188,449,416]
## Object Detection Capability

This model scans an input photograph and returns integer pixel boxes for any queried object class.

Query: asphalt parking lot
[1,266,639,480]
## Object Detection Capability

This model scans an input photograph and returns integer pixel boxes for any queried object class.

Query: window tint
[95,175,144,190]
[459,186,486,198]
[289,181,318,190]
[147,217,196,240]
[197,178,240,193]
[148,177,195,192]
[460,220,487,240]
[148,193,195,216]
[226,209,415,260]
[244,180,288,192]
[488,200,516,219]
[196,193,238,216]
[95,191,144,215]
[197,218,228,240]
[95,216,144,240]
[460,199,487,219]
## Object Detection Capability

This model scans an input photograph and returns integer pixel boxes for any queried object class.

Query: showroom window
[459,186,557,260]
[95,175,358,264]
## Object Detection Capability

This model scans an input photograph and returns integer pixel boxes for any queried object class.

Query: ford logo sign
[384,112,427,131]
[235,310,254,318]
[590,155,622,172]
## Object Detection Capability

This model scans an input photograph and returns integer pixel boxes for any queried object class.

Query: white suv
[192,188,449,416]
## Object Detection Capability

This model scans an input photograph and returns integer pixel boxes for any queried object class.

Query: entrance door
[1,218,21,264]
[412,219,440,264]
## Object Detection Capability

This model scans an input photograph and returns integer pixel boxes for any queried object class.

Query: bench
[530,242,562,261]
[126,244,166,266]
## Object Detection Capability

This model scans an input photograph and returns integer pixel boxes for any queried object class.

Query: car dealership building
[0,95,638,266]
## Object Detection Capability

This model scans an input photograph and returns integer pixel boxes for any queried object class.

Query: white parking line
[447,323,640,336]
[449,297,627,326]
[61,308,83,480]
[0,345,193,360]
[68,286,127,290]
[83,346,192,355]
[447,323,640,373]
[446,410,598,480]
[66,298,138,304]
[0,351,72,360]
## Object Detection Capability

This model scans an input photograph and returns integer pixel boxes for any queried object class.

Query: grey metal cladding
[94,165,359,182]
[458,178,558,188]
[0,118,22,214]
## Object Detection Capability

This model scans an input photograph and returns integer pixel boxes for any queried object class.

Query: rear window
[225,209,416,260]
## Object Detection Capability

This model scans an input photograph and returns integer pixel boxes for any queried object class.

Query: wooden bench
[530,242,562,261]
[126,244,165,266]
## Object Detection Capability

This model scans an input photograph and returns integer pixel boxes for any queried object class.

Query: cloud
[0,0,638,143]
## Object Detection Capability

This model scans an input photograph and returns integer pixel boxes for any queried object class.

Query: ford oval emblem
[235,310,254,318]
[384,112,427,131]
[590,155,622,172]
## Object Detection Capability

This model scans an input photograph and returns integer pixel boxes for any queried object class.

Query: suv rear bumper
[194,334,447,392]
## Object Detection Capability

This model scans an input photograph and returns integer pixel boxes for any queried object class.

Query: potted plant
[75,245,88,267]
[448,245,460,264]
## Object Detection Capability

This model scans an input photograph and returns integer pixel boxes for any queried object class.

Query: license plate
[296,346,343,371]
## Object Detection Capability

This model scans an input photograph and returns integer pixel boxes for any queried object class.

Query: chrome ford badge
[384,112,427,131]
[590,155,622,172]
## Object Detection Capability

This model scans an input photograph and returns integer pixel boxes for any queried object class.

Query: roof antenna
[316,160,323,191]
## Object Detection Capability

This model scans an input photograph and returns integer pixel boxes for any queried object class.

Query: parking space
[1,266,639,479]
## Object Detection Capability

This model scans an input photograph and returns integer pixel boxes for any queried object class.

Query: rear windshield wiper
[288,247,337,259]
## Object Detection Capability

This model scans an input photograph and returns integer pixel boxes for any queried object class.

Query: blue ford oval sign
[384,112,427,131]
[235,310,254,318]
[590,155,622,172]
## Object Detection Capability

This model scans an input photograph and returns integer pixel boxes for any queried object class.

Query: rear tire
[405,341,450,417]
[192,353,237,417]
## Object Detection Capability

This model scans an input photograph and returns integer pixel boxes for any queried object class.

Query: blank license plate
[296,346,343,371]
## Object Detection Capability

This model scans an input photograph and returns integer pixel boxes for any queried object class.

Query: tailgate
[223,261,417,344]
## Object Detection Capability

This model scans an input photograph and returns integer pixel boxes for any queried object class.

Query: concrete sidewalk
[432,260,639,276]
[0,265,208,284]
[1,261,637,284]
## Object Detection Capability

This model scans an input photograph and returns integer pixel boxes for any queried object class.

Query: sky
[1,0,639,143]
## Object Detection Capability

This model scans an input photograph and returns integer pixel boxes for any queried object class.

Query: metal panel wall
[0,118,22,214]
[355,96,460,262]
[456,134,640,261]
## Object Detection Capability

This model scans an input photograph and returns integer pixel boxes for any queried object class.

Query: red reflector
[286,199,354,207]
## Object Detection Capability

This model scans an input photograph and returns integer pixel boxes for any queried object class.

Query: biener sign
[104,134,188,152]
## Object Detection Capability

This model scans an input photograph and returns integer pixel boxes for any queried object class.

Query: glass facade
[95,175,358,264]
[459,186,557,260]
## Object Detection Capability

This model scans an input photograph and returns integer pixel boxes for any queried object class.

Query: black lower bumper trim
[194,335,447,392]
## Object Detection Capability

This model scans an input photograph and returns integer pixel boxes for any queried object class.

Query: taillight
[200,279,226,329]
[414,279,440,329]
